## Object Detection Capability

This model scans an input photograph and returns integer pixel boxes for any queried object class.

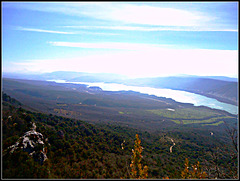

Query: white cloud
[9,3,212,28]
[82,4,208,27]
[10,48,238,78]
[48,41,171,50]
[16,27,75,34]
[7,2,236,31]
[15,26,120,35]
[63,25,238,32]
[3,2,237,78]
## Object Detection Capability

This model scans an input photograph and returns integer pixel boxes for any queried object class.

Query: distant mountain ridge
[3,71,238,106]
[3,71,237,82]
[171,74,238,82]
[123,76,238,106]
[3,71,128,82]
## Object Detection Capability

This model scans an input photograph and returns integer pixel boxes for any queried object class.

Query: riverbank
[168,88,238,107]
[64,81,238,115]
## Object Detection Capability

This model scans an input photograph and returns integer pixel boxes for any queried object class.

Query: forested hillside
[2,93,238,179]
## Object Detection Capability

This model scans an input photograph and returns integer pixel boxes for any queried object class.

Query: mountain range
[3,71,238,106]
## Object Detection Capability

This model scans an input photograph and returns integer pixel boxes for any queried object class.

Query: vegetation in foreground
[2,93,238,179]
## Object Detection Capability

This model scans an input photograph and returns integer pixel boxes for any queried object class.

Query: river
[49,80,238,115]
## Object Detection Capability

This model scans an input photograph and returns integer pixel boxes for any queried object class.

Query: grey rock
[8,122,48,165]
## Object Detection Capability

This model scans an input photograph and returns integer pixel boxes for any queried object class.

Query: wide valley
[49,80,238,115]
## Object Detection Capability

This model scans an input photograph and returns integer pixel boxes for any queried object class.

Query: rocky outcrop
[8,122,48,165]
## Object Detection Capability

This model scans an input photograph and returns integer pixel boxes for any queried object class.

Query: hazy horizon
[2,2,238,78]
[3,71,238,80]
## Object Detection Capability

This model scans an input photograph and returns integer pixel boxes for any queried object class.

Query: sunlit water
[49,80,238,115]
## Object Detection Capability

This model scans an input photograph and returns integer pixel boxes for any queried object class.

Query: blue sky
[2,2,238,78]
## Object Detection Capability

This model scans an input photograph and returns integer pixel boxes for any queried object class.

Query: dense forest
[2,92,238,179]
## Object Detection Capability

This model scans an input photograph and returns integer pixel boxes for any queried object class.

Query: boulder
[8,122,48,165]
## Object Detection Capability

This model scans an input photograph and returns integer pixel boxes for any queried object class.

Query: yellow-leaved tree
[181,158,207,179]
[130,134,148,179]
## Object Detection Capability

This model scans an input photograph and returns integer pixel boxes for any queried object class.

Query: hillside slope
[2,93,238,179]
[123,77,238,106]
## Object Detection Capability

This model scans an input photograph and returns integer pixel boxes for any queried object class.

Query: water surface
[49,80,238,115]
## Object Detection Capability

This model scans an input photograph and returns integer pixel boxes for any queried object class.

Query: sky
[2,1,238,78]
